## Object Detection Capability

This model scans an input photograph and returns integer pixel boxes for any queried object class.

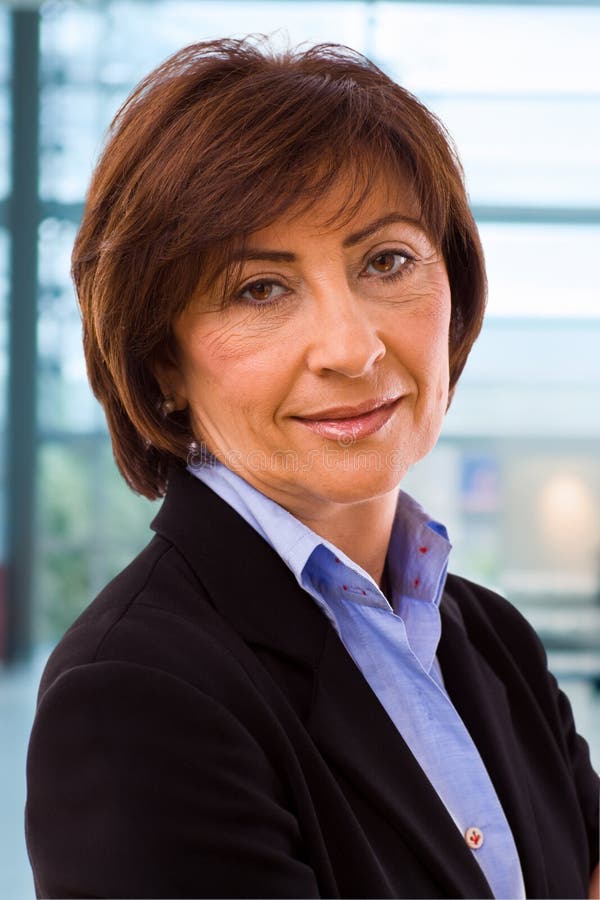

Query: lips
[296,397,400,420]
[293,396,401,442]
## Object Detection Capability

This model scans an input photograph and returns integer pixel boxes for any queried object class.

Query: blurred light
[538,473,600,564]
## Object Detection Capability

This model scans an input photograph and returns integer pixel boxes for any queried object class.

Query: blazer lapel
[307,627,494,899]
[152,467,494,898]
[439,590,548,898]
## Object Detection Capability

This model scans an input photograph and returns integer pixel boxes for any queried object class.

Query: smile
[293,397,402,442]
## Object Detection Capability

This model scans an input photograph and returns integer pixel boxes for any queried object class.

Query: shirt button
[465,826,484,849]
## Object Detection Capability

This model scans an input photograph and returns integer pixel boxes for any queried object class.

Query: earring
[160,396,177,416]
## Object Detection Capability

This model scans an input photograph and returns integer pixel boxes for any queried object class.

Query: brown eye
[371,253,398,273]
[238,280,286,305]
[247,282,272,302]
[364,250,413,280]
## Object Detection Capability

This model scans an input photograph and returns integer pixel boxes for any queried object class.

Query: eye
[238,280,287,305]
[365,250,413,278]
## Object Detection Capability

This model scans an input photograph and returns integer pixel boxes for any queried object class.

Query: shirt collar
[188,457,451,611]
[188,456,357,585]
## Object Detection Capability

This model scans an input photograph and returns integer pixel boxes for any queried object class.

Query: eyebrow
[226,214,425,267]
[229,250,296,264]
[343,214,425,247]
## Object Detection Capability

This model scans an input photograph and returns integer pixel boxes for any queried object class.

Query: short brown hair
[73,37,486,500]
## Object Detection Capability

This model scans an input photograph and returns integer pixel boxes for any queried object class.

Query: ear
[151,348,188,413]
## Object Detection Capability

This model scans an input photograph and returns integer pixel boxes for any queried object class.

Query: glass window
[41,0,370,80]
[39,1,371,201]
[0,7,8,82]
[481,224,600,319]
[0,9,8,200]
[37,217,102,434]
[0,227,8,415]
[0,89,9,202]
[35,437,155,642]
[39,85,118,204]
[0,8,9,566]
[0,226,8,560]
[374,4,600,207]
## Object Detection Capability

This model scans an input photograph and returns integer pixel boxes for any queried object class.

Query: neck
[290,489,399,587]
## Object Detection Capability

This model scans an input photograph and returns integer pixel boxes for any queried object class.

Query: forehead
[243,168,422,248]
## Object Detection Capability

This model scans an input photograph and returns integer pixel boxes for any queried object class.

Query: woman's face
[161,171,451,519]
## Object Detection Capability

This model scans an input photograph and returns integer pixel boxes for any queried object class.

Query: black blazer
[26,465,599,899]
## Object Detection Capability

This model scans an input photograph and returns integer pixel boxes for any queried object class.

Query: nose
[305,281,386,378]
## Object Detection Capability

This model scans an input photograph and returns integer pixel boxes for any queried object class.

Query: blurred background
[1,0,599,895]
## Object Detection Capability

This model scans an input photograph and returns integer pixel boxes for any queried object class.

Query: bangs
[185,143,447,313]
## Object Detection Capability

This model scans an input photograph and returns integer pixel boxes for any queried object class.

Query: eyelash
[234,249,416,308]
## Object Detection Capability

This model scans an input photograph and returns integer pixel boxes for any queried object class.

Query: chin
[293,456,409,506]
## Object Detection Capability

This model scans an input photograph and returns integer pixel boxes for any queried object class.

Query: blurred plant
[35,437,155,642]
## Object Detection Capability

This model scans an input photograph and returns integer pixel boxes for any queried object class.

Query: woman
[26,38,598,899]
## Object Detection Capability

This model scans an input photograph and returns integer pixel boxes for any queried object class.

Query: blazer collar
[151,464,329,666]
[152,464,494,898]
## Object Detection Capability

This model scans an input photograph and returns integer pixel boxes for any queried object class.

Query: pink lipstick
[294,397,401,442]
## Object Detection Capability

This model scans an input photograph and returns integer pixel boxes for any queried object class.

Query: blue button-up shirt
[189,458,526,899]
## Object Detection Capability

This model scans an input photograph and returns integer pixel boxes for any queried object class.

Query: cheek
[424,287,452,372]
[182,317,259,374]
[395,302,451,386]
[176,315,255,395]
[192,305,298,361]
[179,334,291,433]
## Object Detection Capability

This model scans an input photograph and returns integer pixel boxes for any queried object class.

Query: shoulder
[27,601,315,898]
[30,531,295,809]
[37,532,253,711]
[443,571,545,658]
[441,571,591,771]
[441,572,565,725]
